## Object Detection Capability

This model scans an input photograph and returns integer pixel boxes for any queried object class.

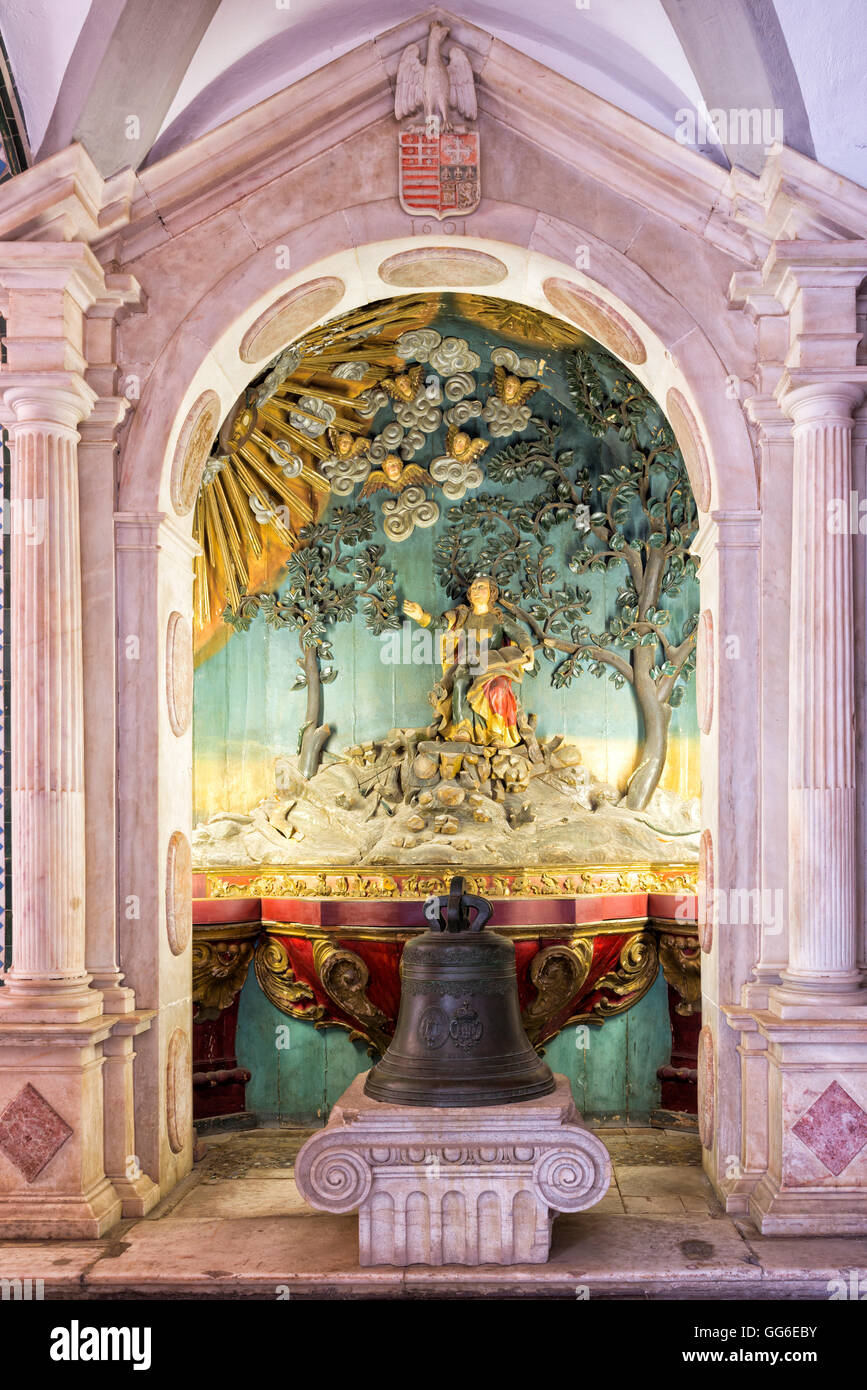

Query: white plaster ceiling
[156,0,706,152]
[773,0,867,184]
[1,0,864,188]
[0,0,91,153]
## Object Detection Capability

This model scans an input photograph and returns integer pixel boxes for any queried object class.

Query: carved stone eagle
[394,21,477,131]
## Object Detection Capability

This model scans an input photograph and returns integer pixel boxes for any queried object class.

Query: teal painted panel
[582,1012,629,1119]
[235,970,282,1115]
[625,969,671,1121]
[324,1030,372,1111]
[236,974,328,1124]
[543,1026,588,1112]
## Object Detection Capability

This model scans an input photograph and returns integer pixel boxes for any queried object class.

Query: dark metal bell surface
[363,876,556,1107]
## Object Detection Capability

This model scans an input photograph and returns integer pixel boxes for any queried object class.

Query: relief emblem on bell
[364,876,555,1107]
[449,1000,484,1051]
[418,1006,449,1049]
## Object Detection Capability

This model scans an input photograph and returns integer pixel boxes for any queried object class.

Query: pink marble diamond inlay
[791,1081,867,1176]
[0,1083,73,1182]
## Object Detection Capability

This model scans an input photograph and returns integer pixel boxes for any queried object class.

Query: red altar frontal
[191,866,699,1123]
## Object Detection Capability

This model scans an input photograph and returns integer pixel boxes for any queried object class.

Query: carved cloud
[381,485,440,542]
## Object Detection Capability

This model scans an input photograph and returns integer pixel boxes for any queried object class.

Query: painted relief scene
[192,294,701,873]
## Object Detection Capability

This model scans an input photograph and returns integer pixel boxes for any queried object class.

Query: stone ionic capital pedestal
[295,1074,610,1266]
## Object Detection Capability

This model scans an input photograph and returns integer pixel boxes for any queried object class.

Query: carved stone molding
[239,278,346,363]
[170,390,221,516]
[696,609,714,735]
[542,279,647,365]
[165,611,193,737]
[165,1029,192,1155]
[165,831,193,957]
[665,389,711,512]
[378,248,507,287]
[698,829,714,954]
[697,1025,715,1150]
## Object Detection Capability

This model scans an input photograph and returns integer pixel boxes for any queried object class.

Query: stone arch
[114,215,760,1201]
[119,222,758,517]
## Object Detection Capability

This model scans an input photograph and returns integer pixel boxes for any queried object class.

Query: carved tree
[433,347,698,810]
[224,505,400,778]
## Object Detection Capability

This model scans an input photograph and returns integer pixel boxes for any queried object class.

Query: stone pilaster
[0,243,151,1235]
[775,382,866,1008]
[0,376,98,1020]
[732,243,867,1233]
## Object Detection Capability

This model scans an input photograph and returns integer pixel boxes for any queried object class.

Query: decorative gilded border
[204,862,697,900]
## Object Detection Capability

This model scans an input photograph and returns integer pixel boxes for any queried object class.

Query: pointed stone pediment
[1,7,865,268]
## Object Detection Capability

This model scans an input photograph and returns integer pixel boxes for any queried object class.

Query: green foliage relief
[219,325,699,808]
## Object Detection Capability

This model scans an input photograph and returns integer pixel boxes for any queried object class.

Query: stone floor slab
[83,1214,402,1294]
[169,1178,315,1220]
[616,1164,715,1198]
[0,1242,108,1291]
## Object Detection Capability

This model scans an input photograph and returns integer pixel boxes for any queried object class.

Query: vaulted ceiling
[1,0,863,187]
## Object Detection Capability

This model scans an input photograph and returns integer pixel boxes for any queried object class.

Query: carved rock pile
[192,731,699,869]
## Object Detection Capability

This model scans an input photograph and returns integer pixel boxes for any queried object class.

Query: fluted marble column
[0,376,101,1020]
[779,381,866,1006]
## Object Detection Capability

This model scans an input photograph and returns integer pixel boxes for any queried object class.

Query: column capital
[0,371,97,432]
[777,377,867,425]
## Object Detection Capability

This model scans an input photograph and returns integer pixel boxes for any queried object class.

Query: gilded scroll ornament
[522,939,594,1045]
[253,937,326,1022]
[311,936,392,1053]
[657,932,702,1016]
[591,932,659,1018]
[192,933,257,1014]
[206,864,696,900]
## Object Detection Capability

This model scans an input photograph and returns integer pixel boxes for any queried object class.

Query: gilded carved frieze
[206,863,697,901]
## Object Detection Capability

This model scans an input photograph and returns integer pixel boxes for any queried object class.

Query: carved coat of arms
[395,21,480,219]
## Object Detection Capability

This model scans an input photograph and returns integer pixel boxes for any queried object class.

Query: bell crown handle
[423,876,494,933]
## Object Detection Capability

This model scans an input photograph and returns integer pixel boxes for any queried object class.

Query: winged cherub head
[360,456,433,497]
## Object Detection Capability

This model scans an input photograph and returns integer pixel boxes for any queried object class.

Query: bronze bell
[364,876,555,1107]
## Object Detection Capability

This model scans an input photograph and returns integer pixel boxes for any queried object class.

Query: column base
[0,976,104,1023]
[0,1177,121,1239]
[0,1016,123,1239]
[89,979,138,1016]
[716,1173,762,1216]
[750,1171,867,1235]
[743,1010,867,1235]
[110,1172,160,1218]
[768,986,867,1020]
[295,1072,610,1266]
